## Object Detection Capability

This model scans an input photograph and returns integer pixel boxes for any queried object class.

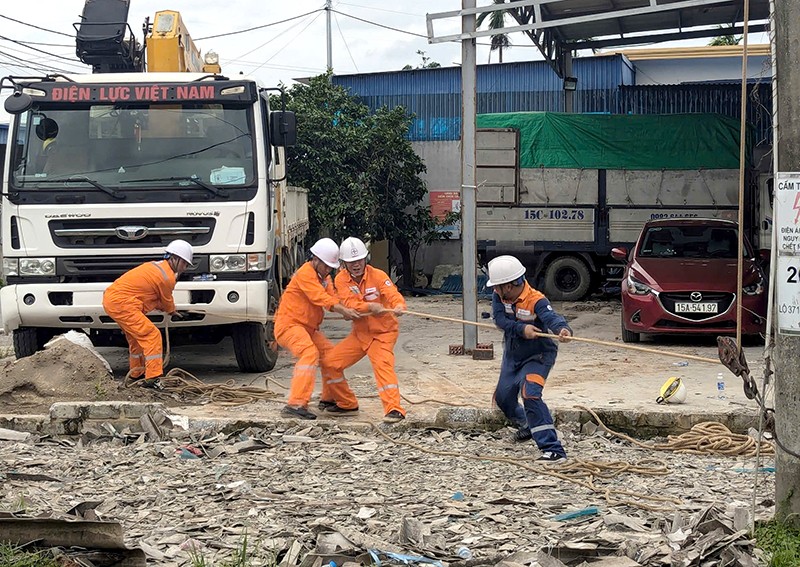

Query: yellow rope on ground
[577,405,774,457]
[362,421,680,512]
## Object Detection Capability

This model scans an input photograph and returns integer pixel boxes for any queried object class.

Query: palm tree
[476,0,512,63]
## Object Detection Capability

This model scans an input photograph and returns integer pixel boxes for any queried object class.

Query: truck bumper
[0,280,269,332]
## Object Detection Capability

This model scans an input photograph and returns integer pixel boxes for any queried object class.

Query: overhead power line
[0,14,73,37]
[334,12,359,72]
[196,9,323,40]
[0,34,85,64]
[332,9,428,39]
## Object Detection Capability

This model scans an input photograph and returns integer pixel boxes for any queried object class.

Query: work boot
[140,377,162,390]
[324,404,359,415]
[281,405,317,420]
[318,400,337,411]
[383,410,405,423]
[536,451,567,463]
[513,427,532,442]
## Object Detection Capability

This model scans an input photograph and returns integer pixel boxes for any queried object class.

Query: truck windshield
[639,226,746,259]
[8,102,255,196]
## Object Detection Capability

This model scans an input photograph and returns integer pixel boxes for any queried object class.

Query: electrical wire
[0,14,73,38]
[0,49,74,75]
[195,9,323,40]
[249,11,326,74]
[225,6,326,65]
[332,9,428,39]
[0,34,84,64]
[0,42,87,71]
[333,12,359,72]
[337,2,425,17]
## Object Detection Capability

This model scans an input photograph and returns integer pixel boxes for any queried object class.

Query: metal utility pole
[326,0,333,71]
[773,0,800,522]
[461,0,478,350]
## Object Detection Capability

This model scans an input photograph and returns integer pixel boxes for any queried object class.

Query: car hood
[632,258,761,292]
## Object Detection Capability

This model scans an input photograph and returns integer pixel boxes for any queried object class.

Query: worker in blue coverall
[487,255,572,463]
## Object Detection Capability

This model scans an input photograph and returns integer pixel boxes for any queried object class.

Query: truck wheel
[543,257,591,301]
[13,327,40,359]
[621,320,640,343]
[231,281,280,373]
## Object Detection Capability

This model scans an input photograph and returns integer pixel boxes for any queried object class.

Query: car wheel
[621,319,640,343]
[543,256,591,301]
[231,281,280,372]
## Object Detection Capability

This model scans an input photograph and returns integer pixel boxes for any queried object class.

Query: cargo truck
[474,112,771,300]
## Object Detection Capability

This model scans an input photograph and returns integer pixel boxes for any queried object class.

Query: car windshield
[9,102,255,192]
[638,226,746,259]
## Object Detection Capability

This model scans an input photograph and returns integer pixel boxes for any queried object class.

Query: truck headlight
[210,254,266,273]
[19,258,56,276]
[3,258,18,277]
[626,273,653,296]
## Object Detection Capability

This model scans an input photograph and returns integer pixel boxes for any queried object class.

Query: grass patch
[754,518,800,567]
[189,533,278,567]
[0,542,60,567]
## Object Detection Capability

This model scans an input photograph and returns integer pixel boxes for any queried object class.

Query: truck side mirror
[610,247,628,262]
[4,91,33,114]
[269,110,296,147]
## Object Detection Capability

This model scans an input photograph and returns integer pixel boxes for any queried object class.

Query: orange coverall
[102,260,177,380]
[274,262,358,409]
[327,265,406,415]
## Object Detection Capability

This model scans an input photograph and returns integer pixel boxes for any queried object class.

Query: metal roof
[428,0,771,74]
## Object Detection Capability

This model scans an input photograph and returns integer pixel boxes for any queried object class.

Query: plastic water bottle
[457,547,473,560]
[717,372,726,400]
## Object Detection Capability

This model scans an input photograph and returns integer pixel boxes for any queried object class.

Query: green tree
[402,50,441,70]
[476,0,511,63]
[709,24,742,46]
[276,72,447,285]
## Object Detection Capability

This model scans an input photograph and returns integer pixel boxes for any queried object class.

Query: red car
[611,219,767,343]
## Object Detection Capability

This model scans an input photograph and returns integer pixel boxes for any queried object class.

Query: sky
[0,0,769,122]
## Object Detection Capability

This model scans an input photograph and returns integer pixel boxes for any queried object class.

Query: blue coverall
[492,283,571,457]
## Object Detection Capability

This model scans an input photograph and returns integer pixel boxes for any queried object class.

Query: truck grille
[57,255,209,282]
[49,218,215,248]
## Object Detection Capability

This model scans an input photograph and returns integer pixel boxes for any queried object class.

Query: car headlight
[626,273,653,295]
[743,278,765,296]
[210,253,266,273]
[18,258,56,276]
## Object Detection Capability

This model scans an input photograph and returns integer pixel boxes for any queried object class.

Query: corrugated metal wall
[617,82,773,146]
[334,56,634,141]
[332,56,772,146]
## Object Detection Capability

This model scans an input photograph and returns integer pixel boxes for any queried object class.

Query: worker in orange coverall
[102,239,193,388]
[275,238,362,420]
[321,237,407,423]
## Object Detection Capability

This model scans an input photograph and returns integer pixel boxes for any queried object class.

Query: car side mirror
[611,247,628,262]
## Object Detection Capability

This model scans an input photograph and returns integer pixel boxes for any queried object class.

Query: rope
[577,405,773,457]
[123,320,280,406]
[362,421,680,512]
[403,310,721,365]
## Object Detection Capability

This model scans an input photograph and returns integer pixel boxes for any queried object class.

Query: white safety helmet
[656,376,687,404]
[309,238,341,268]
[339,237,369,262]
[486,255,526,287]
[165,239,194,266]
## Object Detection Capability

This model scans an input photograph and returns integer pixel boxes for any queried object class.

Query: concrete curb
[0,402,759,438]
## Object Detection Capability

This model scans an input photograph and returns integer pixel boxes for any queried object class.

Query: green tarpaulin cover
[476,112,748,170]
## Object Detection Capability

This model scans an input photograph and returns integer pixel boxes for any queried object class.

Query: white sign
[775,172,800,334]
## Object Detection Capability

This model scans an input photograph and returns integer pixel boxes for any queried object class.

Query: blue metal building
[332,54,772,145]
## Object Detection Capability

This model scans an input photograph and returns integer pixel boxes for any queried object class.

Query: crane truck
[0,0,309,372]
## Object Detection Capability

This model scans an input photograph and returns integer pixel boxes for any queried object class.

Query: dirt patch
[0,340,175,414]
